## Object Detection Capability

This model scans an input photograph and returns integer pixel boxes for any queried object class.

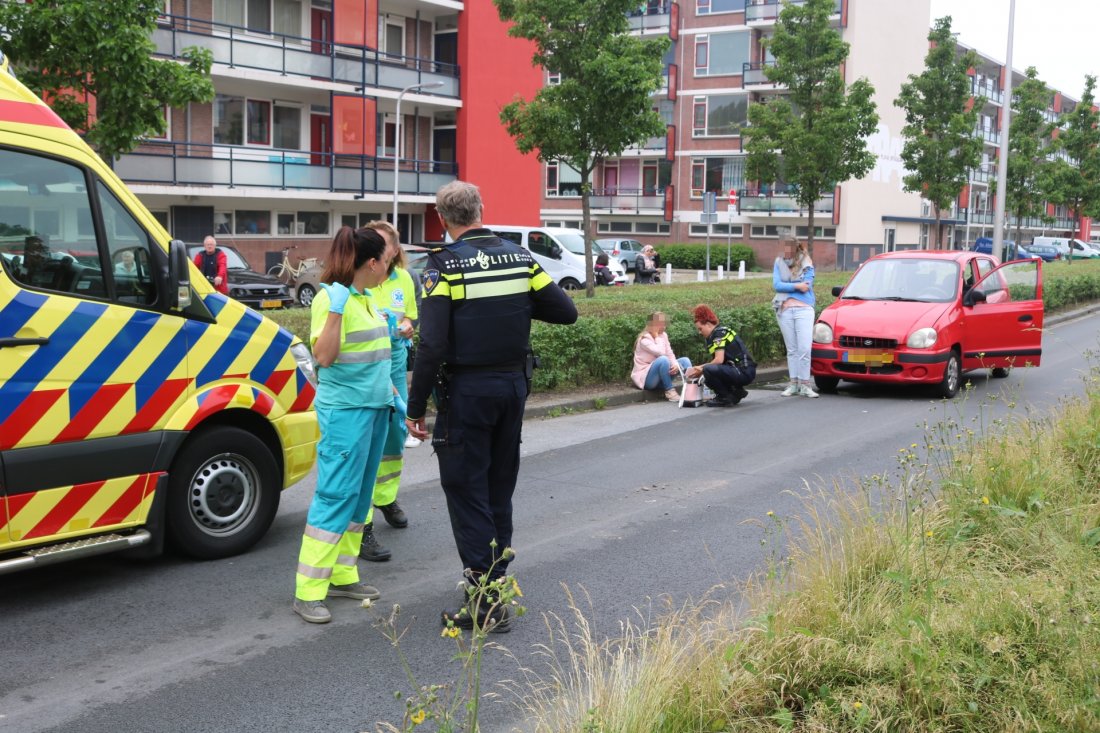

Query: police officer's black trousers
[702,363,755,398]
[433,371,527,581]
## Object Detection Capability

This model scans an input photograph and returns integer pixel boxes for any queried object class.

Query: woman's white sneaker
[781,383,799,397]
[799,383,820,398]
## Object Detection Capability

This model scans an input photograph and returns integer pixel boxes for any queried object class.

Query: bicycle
[267,246,319,286]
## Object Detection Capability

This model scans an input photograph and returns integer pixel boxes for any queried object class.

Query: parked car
[971,238,1039,261]
[1032,236,1100,259]
[596,238,646,273]
[1069,239,1100,258]
[811,250,1044,398]
[1026,243,1061,262]
[186,244,293,309]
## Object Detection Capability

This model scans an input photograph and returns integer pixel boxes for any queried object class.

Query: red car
[811,251,1044,398]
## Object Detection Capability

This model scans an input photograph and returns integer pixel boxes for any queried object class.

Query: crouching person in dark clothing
[685,304,755,408]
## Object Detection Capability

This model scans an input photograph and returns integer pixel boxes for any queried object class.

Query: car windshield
[591,241,609,257]
[190,246,250,270]
[842,258,959,303]
[554,232,588,256]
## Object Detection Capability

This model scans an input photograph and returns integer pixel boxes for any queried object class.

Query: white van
[484,225,628,289]
[1032,236,1100,259]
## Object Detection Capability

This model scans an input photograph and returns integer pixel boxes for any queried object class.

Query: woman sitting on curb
[631,311,692,401]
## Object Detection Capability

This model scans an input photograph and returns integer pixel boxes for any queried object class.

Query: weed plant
[512,373,1100,732]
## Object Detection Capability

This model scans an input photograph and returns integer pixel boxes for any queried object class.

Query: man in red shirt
[194,235,229,294]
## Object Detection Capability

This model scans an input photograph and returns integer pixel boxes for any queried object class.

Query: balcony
[742,61,777,86]
[746,0,843,24]
[627,1,673,32]
[737,188,834,216]
[115,140,456,196]
[152,14,460,97]
[975,127,1001,145]
[971,80,1004,106]
[588,189,667,215]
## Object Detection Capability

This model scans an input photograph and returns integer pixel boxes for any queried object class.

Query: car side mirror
[168,239,193,310]
[831,286,843,297]
[963,288,986,307]
[549,243,563,259]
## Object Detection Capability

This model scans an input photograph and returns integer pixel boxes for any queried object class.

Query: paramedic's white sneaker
[798,383,820,398]
[405,434,422,449]
[781,383,799,397]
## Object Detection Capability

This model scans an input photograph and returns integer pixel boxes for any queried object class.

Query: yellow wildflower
[511,578,524,597]
[853,702,863,710]
[410,709,426,725]
[981,496,990,505]
[766,511,775,517]
[925,530,933,538]
[441,626,460,639]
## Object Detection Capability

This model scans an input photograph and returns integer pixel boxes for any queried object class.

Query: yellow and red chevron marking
[0,286,314,452]
[0,472,161,550]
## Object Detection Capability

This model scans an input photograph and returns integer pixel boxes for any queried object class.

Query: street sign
[703,191,716,214]
[728,188,738,205]
[700,212,718,223]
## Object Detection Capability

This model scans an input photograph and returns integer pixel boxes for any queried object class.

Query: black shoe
[704,397,735,408]
[359,522,391,562]
[736,386,749,401]
[376,501,408,529]
[441,588,512,634]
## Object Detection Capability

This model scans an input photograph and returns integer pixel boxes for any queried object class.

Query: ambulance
[0,49,318,572]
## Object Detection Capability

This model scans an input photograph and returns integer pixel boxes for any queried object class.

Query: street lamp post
[393,81,445,236]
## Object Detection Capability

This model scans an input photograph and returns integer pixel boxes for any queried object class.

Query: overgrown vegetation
[267,261,1100,390]
[513,375,1100,732]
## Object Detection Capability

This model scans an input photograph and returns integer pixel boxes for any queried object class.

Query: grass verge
[512,376,1100,732]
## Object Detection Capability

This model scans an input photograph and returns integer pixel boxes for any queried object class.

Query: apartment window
[213,0,301,36]
[698,0,746,15]
[695,31,749,76]
[247,100,271,145]
[542,220,583,229]
[596,220,671,235]
[148,106,170,140]
[384,20,405,59]
[920,224,929,248]
[695,36,708,76]
[273,105,301,149]
[546,161,582,197]
[214,95,291,148]
[151,211,169,230]
[794,226,836,239]
[690,224,744,236]
[277,211,329,235]
[235,210,271,235]
[215,212,233,234]
[692,94,749,137]
[213,95,244,145]
[547,71,562,85]
[691,156,745,197]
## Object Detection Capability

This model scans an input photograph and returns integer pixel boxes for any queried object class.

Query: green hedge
[653,243,757,271]
[266,261,1100,392]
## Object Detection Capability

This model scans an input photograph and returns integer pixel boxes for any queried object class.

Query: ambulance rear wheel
[166,426,280,560]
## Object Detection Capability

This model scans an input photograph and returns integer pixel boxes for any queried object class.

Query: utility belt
[446,360,525,375]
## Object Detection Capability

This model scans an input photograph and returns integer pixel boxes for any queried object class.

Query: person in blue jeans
[630,311,691,401]
[772,240,817,398]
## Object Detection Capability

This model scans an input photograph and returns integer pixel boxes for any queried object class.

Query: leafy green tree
[744,0,878,257]
[0,0,214,163]
[996,67,1056,249]
[895,16,982,249]
[493,0,669,297]
[1047,75,1100,242]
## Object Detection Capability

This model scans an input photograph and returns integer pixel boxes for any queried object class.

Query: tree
[0,0,214,163]
[895,16,983,249]
[1047,75,1100,242]
[494,0,669,297]
[743,0,878,258]
[996,67,1055,250]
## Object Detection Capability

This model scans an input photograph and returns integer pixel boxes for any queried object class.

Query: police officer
[685,304,756,407]
[405,181,577,632]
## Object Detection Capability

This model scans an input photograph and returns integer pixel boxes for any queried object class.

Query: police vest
[428,235,549,366]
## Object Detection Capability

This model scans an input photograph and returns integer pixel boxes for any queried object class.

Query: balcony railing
[971,81,1004,105]
[737,188,834,215]
[116,140,456,195]
[967,211,1074,230]
[742,61,777,85]
[975,127,1001,145]
[746,0,842,23]
[588,188,666,214]
[627,1,672,31]
[153,14,460,97]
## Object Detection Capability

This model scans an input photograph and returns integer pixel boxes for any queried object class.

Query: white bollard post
[696,270,705,282]
[664,262,672,284]
[717,265,724,280]
[738,260,746,279]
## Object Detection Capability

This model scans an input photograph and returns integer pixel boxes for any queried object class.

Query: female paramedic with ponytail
[292,226,394,624]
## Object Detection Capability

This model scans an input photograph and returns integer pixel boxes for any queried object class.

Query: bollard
[738,260,746,279]
[696,270,705,282]
[717,265,724,280]
[664,262,672,284]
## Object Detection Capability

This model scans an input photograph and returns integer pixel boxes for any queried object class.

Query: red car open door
[962,259,1044,370]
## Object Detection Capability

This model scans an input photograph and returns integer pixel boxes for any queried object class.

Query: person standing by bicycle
[194,235,228,294]
[357,220,419,563]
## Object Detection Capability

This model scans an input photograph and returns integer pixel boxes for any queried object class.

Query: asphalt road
[1,312,1097,733]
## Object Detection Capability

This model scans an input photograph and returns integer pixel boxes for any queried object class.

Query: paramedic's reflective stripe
[303,523,342,544]
[336,346,391,364]
[296,561,332,580]
[296,521,365,600]
[345,326,389,344]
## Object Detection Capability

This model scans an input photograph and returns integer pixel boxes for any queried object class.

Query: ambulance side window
[97,182,158,306]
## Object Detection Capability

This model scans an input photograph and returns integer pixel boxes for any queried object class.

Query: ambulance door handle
[0,337,50,348]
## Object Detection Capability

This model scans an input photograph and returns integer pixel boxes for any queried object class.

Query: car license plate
[260,299,283,309]
[843,349,894,366]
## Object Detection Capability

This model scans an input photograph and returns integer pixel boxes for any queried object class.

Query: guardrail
[588,189,666,213]
[746,0,842,23]
[116,140,457,195]
[153,14,460,97]
[742,61,776,85]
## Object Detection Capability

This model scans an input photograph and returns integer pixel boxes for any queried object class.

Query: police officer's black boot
[359,522,391,562]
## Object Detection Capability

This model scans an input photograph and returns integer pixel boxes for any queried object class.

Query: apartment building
[542,0,1090,269]
[122,0,541,269]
